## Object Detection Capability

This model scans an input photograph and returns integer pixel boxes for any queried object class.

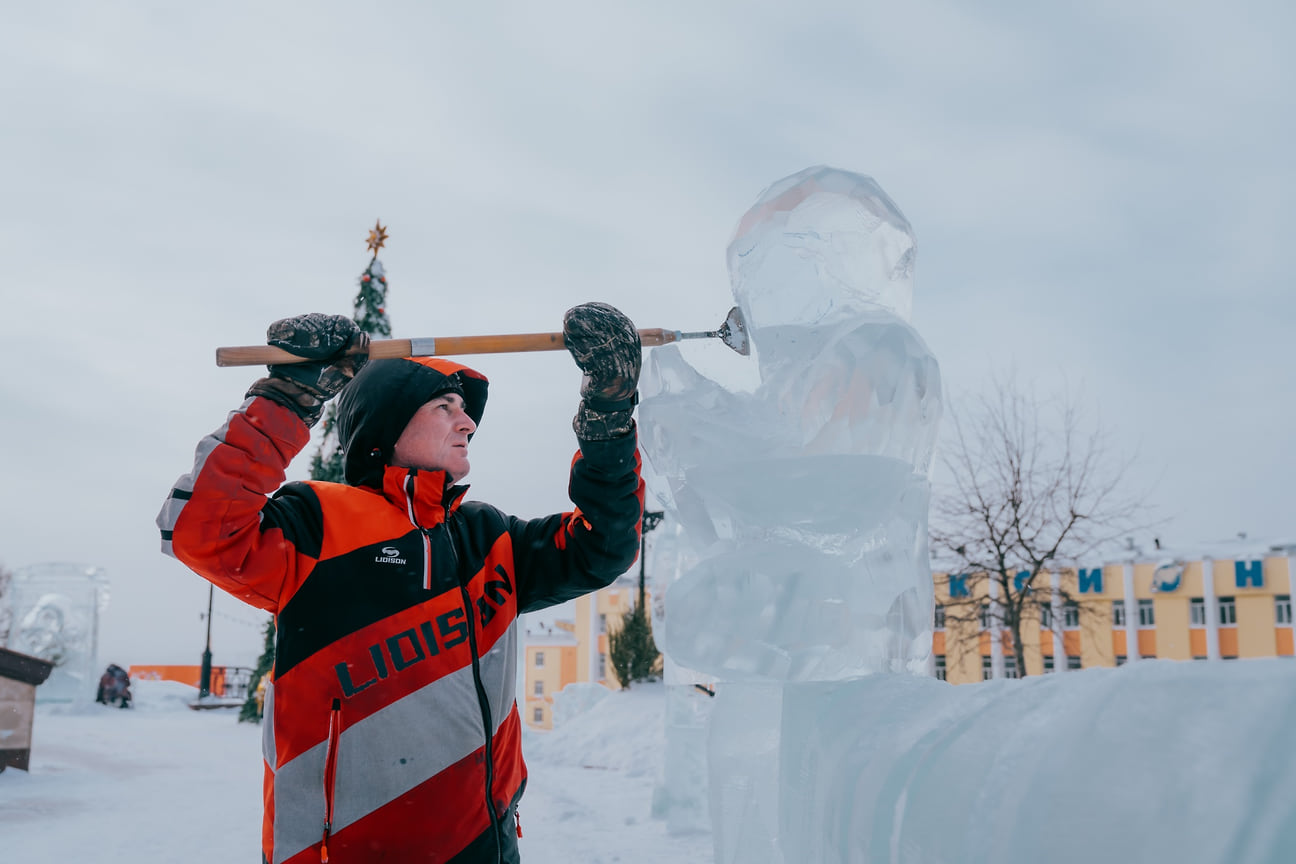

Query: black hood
[334,356,488,487]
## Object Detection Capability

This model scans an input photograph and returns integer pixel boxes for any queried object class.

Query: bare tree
[0,562,12,648]
[931,375,1152,677]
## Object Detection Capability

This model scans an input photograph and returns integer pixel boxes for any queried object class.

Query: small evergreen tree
[608,602,660,689]
[239,617,276,723]
[0,562,12,648]
[241,222,394,721]
[310,220,394,483]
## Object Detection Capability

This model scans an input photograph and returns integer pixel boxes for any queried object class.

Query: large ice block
[778,660,1296,863]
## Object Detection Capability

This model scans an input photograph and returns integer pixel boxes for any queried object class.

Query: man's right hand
[246,313,369,427]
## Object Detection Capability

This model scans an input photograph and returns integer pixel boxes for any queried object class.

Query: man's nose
[457,411,476,433]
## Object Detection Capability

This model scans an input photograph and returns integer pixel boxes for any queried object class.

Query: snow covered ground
[0,679,711,863]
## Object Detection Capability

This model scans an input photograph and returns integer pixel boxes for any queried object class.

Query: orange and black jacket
[156,357,644,864]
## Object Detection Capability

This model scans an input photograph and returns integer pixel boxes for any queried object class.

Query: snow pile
[0,679,264,861]
[549,680,611,727]
[2,676,705,863]
[526,681,665,779]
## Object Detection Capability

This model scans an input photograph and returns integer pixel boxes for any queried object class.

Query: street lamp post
[199,584,213,699]
[639,511,665,610]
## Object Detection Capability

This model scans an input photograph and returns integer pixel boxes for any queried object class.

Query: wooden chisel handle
[215,328,679,367]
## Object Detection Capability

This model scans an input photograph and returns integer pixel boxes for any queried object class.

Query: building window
[1277,595,1292,625]
[1063,600,1080,630]
[598,613,607,634]
[934,603,946,630]
[1040,605,1053,629]
[981,656,993,681]
[934,655,947,681]
[1004,655,1019,679]
[1115,655,1127,666]
[598,652,607,677]
[979,602,992,630]
[1137,599,1155,628]
[1067,655,1082,670]
[1043,655,1055,673]
[533,707,544,724]
[1190,598,1206,627]
[533,679,544,697]
[1112,600,1126,627]
[534,651,545,668]
[1218,596,1237,626]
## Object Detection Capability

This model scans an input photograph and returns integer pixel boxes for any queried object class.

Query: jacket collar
[378,464,469,529]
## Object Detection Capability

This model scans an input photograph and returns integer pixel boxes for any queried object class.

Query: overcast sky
[2,1,1292,667]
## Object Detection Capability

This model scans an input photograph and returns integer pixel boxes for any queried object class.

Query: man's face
[391,392,476,482]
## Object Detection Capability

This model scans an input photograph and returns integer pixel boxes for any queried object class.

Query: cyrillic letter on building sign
[1234,560,1263,588]
[948,574,970,598]
[1078,568,1104,594]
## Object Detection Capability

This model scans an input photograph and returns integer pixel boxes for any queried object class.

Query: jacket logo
[375,546,407,565]
[334,564,515,698]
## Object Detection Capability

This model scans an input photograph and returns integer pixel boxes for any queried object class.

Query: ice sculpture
[641,165,942,682]
[639,166,942,859]
[3,563,109,703]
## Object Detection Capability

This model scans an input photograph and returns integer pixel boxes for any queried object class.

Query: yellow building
[523,577,651,729]
[934,544,1295,685]
[521,620,577,730]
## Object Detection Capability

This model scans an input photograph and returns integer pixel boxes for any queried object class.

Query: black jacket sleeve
[510,430,644,613]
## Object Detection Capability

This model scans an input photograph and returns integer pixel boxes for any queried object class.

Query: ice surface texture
[777,661,1296,864]
[640,166,942,682]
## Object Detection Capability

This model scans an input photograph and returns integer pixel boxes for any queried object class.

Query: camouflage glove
[563,302,641,440]
[246,313,370,427]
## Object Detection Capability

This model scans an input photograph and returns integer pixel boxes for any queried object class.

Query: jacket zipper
[320,698,342,862]
[449,514,504,863]
[460,581,502,861]
[405,473,434,590]
[409,471,504,861]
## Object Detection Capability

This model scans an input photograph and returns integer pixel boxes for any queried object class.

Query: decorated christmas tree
[240,222,393,723]
[309,220,393,483]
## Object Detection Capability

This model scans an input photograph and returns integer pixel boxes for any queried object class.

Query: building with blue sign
[933,538,1296,684]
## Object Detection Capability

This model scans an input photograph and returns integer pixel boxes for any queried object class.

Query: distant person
[157,306,644,863]
[95,663,132,708]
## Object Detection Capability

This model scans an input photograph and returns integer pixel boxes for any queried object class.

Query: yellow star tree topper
[366,220,389,256]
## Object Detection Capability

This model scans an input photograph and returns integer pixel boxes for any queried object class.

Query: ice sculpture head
[727,165,916,331]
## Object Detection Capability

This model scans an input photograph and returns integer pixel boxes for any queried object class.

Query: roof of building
[523,618,579,645]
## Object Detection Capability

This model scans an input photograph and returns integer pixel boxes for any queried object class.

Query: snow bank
[526,681,665,779]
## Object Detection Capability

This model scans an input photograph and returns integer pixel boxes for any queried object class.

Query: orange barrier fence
[128,665,255,700]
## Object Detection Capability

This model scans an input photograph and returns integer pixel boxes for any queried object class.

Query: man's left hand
[563,302,641,439]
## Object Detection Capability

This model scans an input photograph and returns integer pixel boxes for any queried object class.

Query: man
[157,304,645,863]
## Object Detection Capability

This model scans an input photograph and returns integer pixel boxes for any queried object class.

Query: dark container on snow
[0,646,56,772]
